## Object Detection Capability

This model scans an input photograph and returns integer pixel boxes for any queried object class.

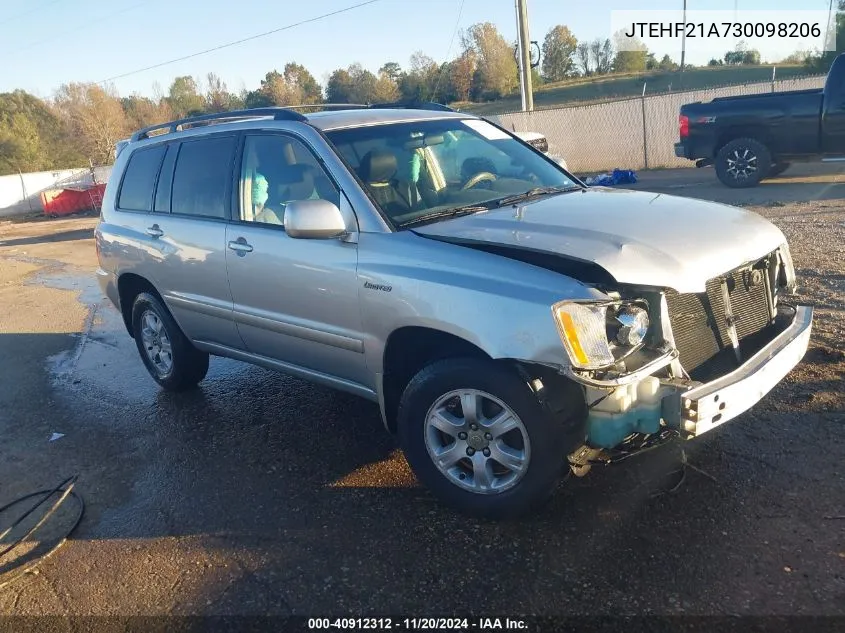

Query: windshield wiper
[494,185,581,207]
[398,203,493,229]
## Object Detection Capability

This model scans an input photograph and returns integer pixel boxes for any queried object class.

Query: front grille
[666,257,775,380]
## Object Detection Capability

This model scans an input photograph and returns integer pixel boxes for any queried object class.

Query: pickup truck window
[324,119,576,228]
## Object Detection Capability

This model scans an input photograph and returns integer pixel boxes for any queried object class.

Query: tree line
[2,15,842,175]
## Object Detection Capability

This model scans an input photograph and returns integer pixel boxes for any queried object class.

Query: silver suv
[96,104,813,518]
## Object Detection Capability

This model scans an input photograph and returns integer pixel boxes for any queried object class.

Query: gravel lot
[0,167,843,621]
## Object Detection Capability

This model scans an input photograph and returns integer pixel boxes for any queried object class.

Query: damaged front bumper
[571,304,813,451]
[669,305,813,437]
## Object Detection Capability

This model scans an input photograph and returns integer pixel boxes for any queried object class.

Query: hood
[413,188,787,293]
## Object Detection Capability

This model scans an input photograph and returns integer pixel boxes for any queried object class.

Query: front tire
[715,137,771,188]
[131,292,209,391]
[397,357,583,519]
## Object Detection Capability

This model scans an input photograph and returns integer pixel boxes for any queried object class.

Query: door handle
[145,225,164,238]
[227,238,253,254]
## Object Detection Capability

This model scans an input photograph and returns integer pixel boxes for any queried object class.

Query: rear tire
[768,162,791,177]
[397,357,584,519]
[131,292,209,391]
[715,138,771,188]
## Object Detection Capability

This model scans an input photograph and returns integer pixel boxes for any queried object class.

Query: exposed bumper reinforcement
[680,305,813,437]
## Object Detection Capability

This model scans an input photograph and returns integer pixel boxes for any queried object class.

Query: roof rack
[130,107,307,142]
[368,101,457,112]
[284,103,369,111]
[128,101,460,143]
[281,101,457,113]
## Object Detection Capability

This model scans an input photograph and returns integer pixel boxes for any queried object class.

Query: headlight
[552,300,650,370]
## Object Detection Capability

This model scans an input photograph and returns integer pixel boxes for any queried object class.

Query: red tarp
[40,183,106,217]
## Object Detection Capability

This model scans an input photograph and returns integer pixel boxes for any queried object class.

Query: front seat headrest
[360,149,397,184]
[276,164,316,201]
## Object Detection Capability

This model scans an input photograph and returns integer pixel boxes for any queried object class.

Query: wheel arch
[116,272,166,338]
[379,326,585,434]
[713,126,771,156]
[380,326,491,433]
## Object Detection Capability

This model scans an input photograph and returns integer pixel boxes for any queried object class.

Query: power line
[99,0,386,84]
[4,1,150,58]
[0,0,64,27]
[430,0,466,101]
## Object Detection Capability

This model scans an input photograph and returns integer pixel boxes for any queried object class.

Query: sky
[0,0,835,100]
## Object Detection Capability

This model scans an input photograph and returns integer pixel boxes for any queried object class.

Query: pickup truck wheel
[397,358,573,519]
[715,138,771,188]
[131,292,209,391]
[769,162,791,177]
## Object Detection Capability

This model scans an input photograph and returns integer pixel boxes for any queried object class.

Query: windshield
[323,118,579,228]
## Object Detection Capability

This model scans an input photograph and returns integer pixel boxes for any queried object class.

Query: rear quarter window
[117,145,167,211]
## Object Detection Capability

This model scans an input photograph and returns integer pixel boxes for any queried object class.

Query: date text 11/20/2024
[307,618,528,630]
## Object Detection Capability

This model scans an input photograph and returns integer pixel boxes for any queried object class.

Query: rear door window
[171,135,237,219]
[118,144,166,211]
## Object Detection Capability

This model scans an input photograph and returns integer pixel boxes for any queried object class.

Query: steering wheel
[461,171,498,191]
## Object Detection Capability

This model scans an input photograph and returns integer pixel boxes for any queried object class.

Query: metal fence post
[18,169,33,212]
[771,66,777,92]
[641,82,649,170]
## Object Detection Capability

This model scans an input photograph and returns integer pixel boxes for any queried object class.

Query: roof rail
[367,101,457,112]
[282,101,457,112]
[129,107,307,142]
[284,103,369,111]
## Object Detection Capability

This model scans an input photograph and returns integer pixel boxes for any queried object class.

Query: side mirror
[284,199,347,239]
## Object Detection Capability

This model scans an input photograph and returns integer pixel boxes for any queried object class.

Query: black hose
[0,476,85,590]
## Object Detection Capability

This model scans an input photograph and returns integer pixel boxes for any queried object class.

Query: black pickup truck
[675,53,845,187]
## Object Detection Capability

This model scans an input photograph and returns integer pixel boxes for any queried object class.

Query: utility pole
[680,0,687,74]
[516,0,534,111]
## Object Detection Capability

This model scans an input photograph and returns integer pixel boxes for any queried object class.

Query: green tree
[326,68,355,102]
[379,62,403,83]
[461,22,518,99]
[0,113,42,174]
[326,64,380,103]
[782,50,812,64]
[282,62,322,104]
[723,41,761,65]
[399,52,439,101]
[658,54,679,71]
[0,90,83,174]
[167,76,205,117]
[612,31,648,73]
[589,38,614,74]
[541,25,578,82]
[204,72,243,112]
[121,94,173,130]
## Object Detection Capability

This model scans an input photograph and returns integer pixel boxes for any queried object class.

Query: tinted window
[239,134,339,226]
[153,143,179,213]
[118,145,166,211]
[171,135,236,219]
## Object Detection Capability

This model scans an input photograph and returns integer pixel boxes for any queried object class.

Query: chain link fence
[497,74,826,174]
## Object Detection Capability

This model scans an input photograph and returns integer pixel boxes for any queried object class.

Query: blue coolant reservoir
[586,377,665,448]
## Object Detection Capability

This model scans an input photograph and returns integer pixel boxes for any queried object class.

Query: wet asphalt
[0,169,843,619]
